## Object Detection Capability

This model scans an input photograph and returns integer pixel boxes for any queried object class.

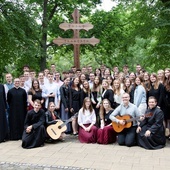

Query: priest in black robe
[0,84,8,142]
[22,99,46,149]
[136,96,166,149]
[7,78,27,140]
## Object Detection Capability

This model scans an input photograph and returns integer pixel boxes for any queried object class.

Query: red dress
[97,110,117,144]
[78,109,98,143]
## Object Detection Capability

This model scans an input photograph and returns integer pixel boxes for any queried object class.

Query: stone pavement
[0,135,170,170]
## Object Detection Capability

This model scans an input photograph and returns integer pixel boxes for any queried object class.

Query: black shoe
[45,138,54,143]
[73,132,78,136]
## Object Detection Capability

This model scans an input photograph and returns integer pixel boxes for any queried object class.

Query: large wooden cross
[53,9,100,68]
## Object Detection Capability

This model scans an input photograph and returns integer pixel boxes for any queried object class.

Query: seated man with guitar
[109,93,140,147]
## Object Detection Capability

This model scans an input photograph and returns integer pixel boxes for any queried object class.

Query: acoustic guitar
[47,113,78,140]
[112,112,153,133]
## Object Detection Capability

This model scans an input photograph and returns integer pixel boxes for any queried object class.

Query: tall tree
[24,0,102,70]
[87,0,170,71]
[0,0,39,79]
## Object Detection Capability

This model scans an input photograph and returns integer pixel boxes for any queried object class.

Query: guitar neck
[60,118,72,128]
[126,116,139,123]
[60,113,78,128]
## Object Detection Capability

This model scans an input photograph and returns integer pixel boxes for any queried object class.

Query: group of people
[0,63,169,150]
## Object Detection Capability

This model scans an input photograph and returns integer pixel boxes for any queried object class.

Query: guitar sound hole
[58,126,61,129]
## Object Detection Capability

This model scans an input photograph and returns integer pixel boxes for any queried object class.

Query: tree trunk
[40,0,48,71]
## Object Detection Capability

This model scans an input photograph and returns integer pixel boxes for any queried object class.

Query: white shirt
[24,78,32,90]
[114,89,125,104]
[78,108,96,126]
[42,82,60,108]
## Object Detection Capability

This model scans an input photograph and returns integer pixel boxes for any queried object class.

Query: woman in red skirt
[97,99,117,144]
[78,97,98,143]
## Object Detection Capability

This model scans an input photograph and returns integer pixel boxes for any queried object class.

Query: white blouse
[78,108,96,126]
[114,89,125,104]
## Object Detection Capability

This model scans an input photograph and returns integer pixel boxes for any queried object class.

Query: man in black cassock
[0,84,8,142]
[136,96,166,149]
[22,99,46,149]
[7,78,27,140]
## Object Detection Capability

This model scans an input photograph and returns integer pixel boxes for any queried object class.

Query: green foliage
[86,0,170,72]
[23,0,102,71]
[0,1,40,79]
[1,0,170,80]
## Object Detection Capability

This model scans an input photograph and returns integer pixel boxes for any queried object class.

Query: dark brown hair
[29,78,42,95]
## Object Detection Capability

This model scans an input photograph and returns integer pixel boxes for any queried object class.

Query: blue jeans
[117,126,137,147]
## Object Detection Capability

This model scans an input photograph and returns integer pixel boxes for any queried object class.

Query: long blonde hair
[112,79,121,95]
[150,73,159,90]
[157,69,165,83]
[99,99,113,120]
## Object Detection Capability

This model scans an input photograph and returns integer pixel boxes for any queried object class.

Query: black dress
[148,83,164,108]
[137,107,166,149]
[28,89,43,110]
[91,91,101,127]
[7,87,27,140]
[28,90,43,101]
[101,89,116,108]
[60,85,71,133]
[69,88,82,113]
[81,89,91,103]
[125,85,135,103]
[22,109,46,149]
[0,84,8,142]
[163,88,170,120]
[60,85,70,111]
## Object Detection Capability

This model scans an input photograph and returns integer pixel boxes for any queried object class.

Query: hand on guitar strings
[139,115,145,121]
[118,119,126,125]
